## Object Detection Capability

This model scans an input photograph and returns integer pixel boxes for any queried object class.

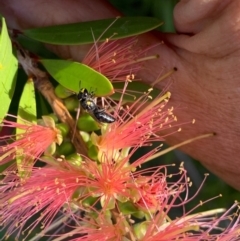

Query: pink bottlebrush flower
[79,149,169,210]
[82,155,164,207]
[76,187,239,240]
[82,37,153,82]
[139,202,240,241]
[0,150,185,241]
[65,211,126,241]
[132,167,171,212]
[82,155,132,208]
[0,154,134,239]
[130,167,240,241]
[0,157,134,240]
[38,163,240,241]
[1,152,239,241]
[0,164,88,240]
[0,115,62,170]
[93,89,183,156]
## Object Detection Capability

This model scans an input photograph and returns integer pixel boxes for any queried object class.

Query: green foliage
[17,34,57,58]
[108,0,177,32]
[41,59,114,96]
[0,17,18,121]
[17,79,37,123]
[151,0,178,32]
[23,17,163,45]
[15,79,37,175]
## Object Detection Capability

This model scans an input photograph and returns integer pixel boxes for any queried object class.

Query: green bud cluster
[50,86,110,165]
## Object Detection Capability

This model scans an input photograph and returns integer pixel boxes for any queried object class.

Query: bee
[77,88,116,124]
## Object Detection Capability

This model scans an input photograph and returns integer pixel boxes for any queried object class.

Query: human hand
[1,0,240,189]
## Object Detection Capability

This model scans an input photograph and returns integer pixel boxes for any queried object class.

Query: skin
[0,0,240,189]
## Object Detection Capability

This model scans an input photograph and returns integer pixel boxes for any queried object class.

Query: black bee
[77,88,116,124]
[77,88,96,112]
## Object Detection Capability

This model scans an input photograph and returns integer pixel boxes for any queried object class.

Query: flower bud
[77,113,100,132]
[133,222,148,240]
[55,84,72,99]
[48,113,58,123]
[65,152,82,166]
[87,143,98,161]
[56,123,70,138]
[82,196,98,208]
[44,142,56,155]
[80,131,90,143]
[56,141,75,156]
[64,97,79,112]
[118,201,142,216]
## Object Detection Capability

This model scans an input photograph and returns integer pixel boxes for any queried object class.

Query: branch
[16,44,87,156]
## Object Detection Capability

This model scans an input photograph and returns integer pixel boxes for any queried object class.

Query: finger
[174,0,231,33]
[166,1,240,57]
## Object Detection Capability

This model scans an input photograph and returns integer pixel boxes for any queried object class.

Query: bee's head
[77,88,89,101]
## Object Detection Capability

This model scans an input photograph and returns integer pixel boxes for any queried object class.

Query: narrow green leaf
[16,79,37,174]
[40,59,114,96]
[35,91,52,117]
[152,0,178,33]
[23,17,163,45]
[17,34,58,58]
[112,81,160,102]
[17,79,37,124]
[0,17,18,121]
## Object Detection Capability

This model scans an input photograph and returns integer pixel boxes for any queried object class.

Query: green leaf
[35,91,52,117]
[17,34,58,58]
[40,59,114,96]
[23,17,163,45]
[17,79,37,123]
[152,0,178,33]
[0,17,18,121]
[16,79,36,175]
[112,81,160,102]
